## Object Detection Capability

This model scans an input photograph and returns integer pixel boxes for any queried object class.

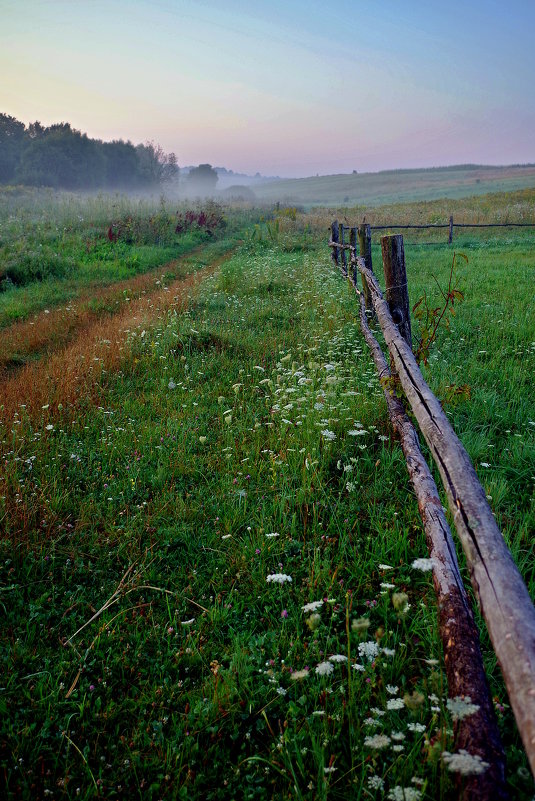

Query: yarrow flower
[387,698,405,710]
[368,776,385,790]
[364,734,391,749]
[302,600,323,613]
[315,661,334,676]
[266,573,292,584]
[321,429,336,441]
[411,558,434,572]
[407,722,426,733]
[446,695,480,721]
[290,669,309,681]
[329,654,347,663]
[358,640,379,662]
[387,787,422,801]
[442,750,489,776]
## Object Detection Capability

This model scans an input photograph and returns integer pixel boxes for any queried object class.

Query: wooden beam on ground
[358,256,535,778]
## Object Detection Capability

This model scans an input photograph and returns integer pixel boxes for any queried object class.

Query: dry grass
[0,250,234,423]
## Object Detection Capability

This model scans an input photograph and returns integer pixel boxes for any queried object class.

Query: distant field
[254,163,535,206]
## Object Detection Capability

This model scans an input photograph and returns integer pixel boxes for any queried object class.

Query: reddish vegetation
[174,208,225,235]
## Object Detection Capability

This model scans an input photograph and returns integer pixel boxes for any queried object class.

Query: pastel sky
[2,0,534,177]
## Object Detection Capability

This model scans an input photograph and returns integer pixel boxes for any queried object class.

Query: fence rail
[334,217,535,245]
[329,220,535,797]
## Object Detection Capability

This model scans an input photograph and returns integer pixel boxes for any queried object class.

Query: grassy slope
[254,165,535,206]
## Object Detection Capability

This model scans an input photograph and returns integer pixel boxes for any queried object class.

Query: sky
[2,0,535,177]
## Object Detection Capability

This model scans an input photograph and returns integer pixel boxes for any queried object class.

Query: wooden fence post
[358,223,373,313]
[331,221,339,266]
[340,224,347,274]
[381,234,412,349]
[349,227,358,283]
[448,215,454,244]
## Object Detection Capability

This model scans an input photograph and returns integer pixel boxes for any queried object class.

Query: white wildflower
[315,661,334,676]
[411,558,434,572]
[386,684,399,695]
[266,573,292,584]
[168,379,176,389]
[302,600,323,613]
[364,717,381,727]
[387,698,405,710]
[329,654,347,663]
[358,641,379,662]
[378,563,394,570]
[266,532,280,538]
[387,787,421,801]
[442,750,489,776]
[321,429,336,441]
[290,669,309,681]
[367,776,385,790]
[407,722,426,733]
[446,696,480,721]
[364,734,391,749]
[181,618,195,626]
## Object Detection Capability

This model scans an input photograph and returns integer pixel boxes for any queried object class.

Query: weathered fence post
[448,214,454,244]
[358,223,373,314]
[381,234,412,348]
[331,220,339,266]
[339,224,347,274]
[349,227,358,284]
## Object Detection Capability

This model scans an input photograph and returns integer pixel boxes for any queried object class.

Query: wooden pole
[358,258,535,779]
[449,215,454,244]
[339,223,347,274]
[358,287,507,800]
[381,234,412,349]
[358,223,373,314]
[331,220,339,266]
[349,227,358,284]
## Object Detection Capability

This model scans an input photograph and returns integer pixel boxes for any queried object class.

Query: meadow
[254,164,535,207]
[1,188,534,800]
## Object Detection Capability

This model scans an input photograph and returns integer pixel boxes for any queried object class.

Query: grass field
[1,190,534,800]
[254,164,535,207]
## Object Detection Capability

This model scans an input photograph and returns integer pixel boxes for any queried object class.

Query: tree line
[0,114,179,190]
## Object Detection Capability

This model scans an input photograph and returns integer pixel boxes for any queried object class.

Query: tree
[17,124,106,188]
[136,141,179,187]
[0,114,25,182]
[186,164,218,195]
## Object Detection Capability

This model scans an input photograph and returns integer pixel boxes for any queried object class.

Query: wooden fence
[329,221,535,800]
[334,217,535,244]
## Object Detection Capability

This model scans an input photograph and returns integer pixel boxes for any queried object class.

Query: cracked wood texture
[358,257,535,778]
[359,292,507,800]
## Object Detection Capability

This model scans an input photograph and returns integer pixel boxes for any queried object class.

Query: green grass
[1,195,534,800]
[0,188,255,327]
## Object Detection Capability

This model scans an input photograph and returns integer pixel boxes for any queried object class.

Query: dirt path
[0,247,234,423]
[0,244,222,378]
